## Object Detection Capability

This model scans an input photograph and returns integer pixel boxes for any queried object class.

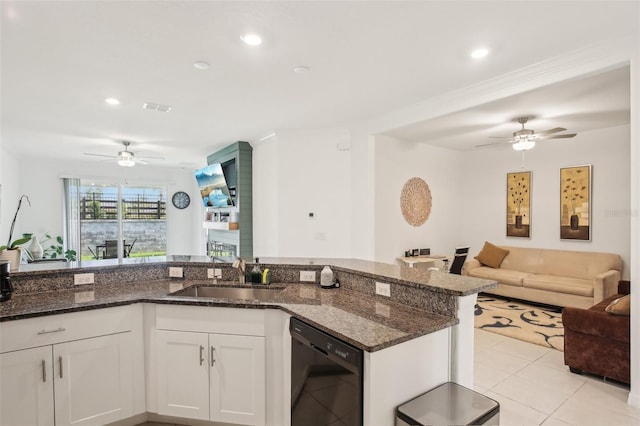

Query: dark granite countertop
[0,280,457,352]
[15,256,496,297]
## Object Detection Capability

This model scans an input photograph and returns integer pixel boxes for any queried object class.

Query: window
[79,182,166,260]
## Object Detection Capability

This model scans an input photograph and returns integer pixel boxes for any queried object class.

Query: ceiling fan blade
[138,155,165,160]
[84,153,117,158]
[538,133,577,140]
[487,136,513,139]
[535,127,566,136]
[474,141,515,149]
[135,159,151,165]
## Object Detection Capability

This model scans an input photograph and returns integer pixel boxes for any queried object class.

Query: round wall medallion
[172,191,191,209]
[400,177,432,226]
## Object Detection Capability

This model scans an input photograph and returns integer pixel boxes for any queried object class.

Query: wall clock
[171,191,191,209]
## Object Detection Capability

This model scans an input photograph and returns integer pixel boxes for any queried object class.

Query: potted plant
[39,234,77,261]
[0,195,32,271]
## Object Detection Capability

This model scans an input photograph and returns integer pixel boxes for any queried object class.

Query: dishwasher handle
[310,342,328,357]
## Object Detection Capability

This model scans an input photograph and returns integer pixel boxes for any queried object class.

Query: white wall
[368,126,631,276]
[0,147,21,247]
[373,134,465,264]
[252,128,352,258]
[1,155,203,256]
[253,136,279,257]
[460,125,631,278]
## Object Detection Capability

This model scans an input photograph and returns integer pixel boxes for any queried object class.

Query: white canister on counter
[320,266,334,287]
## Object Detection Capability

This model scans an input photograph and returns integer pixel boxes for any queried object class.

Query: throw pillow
[474,241,509,269]
[605,294,631,316]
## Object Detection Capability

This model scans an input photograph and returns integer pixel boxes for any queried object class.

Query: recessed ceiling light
[193,61,210,70]
[471,48,489,59]
[241,33,262,46]
[105,98,120,105]
[293,66,310,74]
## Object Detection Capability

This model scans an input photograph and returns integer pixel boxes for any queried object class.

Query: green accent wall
[206,141,253,258]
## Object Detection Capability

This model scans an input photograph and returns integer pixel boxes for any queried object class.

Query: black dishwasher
[290,317,363,426]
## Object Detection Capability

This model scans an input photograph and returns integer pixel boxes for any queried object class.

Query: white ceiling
[382,66,631,150]
[1,1,638,168]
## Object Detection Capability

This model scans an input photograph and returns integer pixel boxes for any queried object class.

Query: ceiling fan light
[118,158,135,167]
[118,151,135,167]
[513,140,536,151]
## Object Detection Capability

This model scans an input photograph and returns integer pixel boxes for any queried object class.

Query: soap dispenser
[250,258,263,284]
[320,266,334,288]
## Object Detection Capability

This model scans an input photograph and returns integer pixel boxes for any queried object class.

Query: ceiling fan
[83,141,164,167]
[476,116,577,151]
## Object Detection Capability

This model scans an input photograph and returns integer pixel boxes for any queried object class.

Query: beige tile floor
[137,330,640,426]
[474,328,640,426]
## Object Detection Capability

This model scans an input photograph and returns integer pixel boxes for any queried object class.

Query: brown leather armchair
[562,280,630,384]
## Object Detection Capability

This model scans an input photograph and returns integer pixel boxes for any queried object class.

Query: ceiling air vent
[142,102,172,113]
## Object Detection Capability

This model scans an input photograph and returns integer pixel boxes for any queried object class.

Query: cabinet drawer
[0,305,134,353]
[156,305,265,336]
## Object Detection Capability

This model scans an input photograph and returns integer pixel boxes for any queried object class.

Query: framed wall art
[560,165,591,241]
[506,171,531,238]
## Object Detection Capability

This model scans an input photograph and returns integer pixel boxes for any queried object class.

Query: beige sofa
[464,245,622,308]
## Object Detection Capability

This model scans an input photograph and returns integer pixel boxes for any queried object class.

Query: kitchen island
[1,257,496,426]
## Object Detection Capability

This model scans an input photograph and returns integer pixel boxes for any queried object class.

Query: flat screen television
[194,163,233,207]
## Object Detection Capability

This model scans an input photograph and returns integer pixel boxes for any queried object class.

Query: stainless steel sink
[170,285,281,301]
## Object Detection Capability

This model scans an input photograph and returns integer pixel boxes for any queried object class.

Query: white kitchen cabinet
[0,346,55,426]
[156,330,210,420]
[210,333,265,425]
[54,333,134,426]
[155,329,266,425]
[0,306,140,426]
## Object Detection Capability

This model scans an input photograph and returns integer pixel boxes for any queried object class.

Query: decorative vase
[570,214,580,230]
[0,248,22,272]
[28,235,43,260]
[515,215,523,229]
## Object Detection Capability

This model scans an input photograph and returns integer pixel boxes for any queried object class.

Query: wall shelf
[203,222,239,231]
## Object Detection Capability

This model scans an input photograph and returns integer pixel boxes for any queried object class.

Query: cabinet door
[210,334,265,425]
[54,333,134,426]
[156,330,210,420]
[0,346,55,426]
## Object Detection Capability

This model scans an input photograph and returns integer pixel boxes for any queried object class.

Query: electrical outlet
[169,283,184,293]
[74,291,95,303]
[375,282,391,297]
[207,268,222,279]
[74,273,94,285]
[300,271,316,282]
[169,267,183,278]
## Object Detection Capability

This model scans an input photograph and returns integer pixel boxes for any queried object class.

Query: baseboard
[628,390,640,408]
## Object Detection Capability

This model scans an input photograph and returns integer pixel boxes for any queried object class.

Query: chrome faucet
[209,241,219,284]
[232,257,246,284]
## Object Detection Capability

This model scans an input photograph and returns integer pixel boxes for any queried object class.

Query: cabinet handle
[37,327,66,335]
[211,346,216,366]
[58,356,63,379]
[199,345,204,366]
[42,360,46,383]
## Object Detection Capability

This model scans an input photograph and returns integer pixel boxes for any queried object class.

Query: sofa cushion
[474,242,509,268]
[523,274,593,297]
[563,297,630,343]
[605,294,630,316]
[466,266,530,286]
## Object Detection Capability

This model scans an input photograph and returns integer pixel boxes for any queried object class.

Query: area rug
[475,294,564,351]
